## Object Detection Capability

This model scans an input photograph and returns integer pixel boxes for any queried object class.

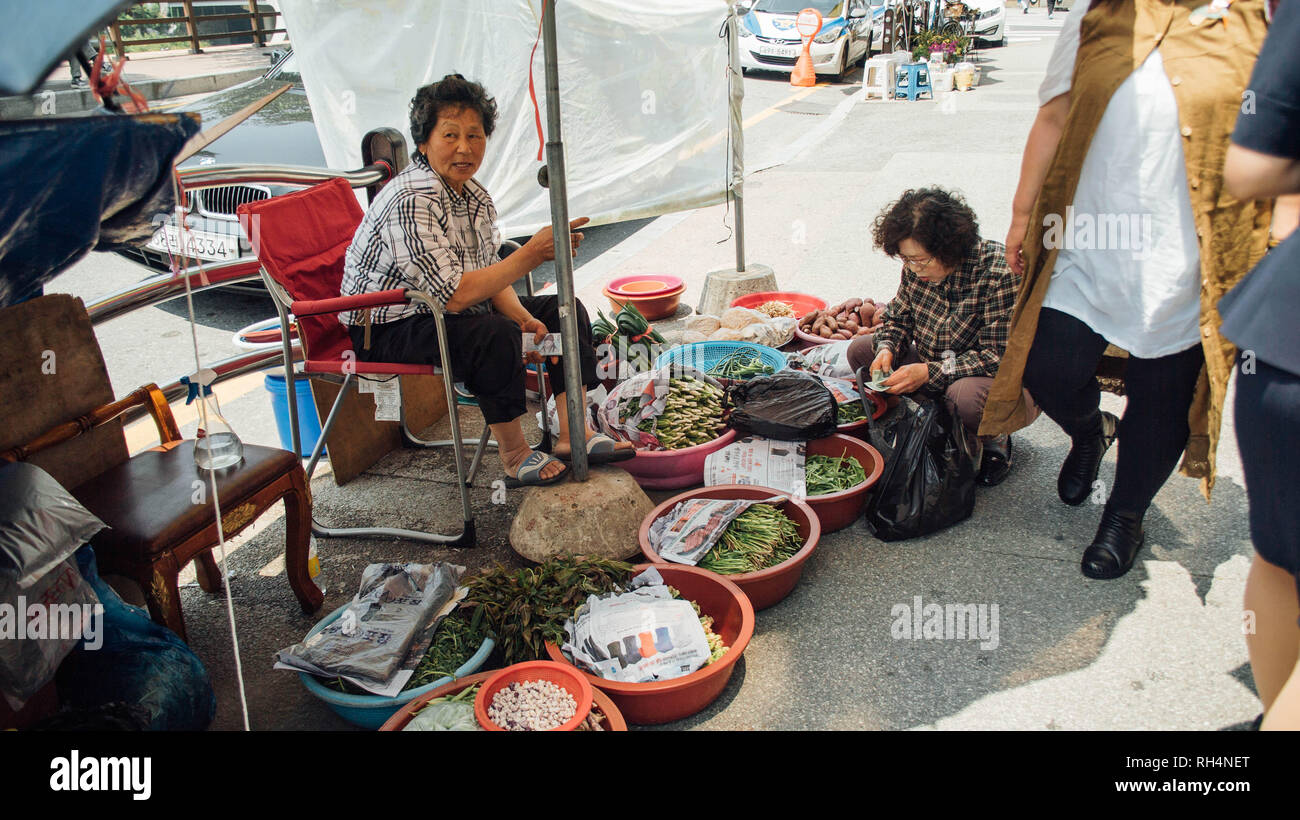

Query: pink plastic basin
[617,429,737,490]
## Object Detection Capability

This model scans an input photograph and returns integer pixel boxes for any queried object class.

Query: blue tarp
[0,0,134,96]
[0,112,200,307]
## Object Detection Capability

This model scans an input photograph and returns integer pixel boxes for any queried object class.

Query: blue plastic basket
[297,603,495,729]
[653,341,787,379]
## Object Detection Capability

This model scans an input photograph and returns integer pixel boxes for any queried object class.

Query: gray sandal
[504,450,570,488]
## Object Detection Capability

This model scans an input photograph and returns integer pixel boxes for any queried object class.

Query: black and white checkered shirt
[873,239,1019,390]
[339,151,499,325]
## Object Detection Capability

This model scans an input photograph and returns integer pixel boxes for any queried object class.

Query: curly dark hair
[871,188,981,270]
[409,74,498,146]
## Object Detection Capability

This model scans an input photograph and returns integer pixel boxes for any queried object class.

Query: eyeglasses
[901,255,937,273]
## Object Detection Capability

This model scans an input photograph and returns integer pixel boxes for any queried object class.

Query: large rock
[509,466,653,562]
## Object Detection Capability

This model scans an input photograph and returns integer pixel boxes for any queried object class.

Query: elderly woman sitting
[338,74,632,487]
[846,187,1039,486]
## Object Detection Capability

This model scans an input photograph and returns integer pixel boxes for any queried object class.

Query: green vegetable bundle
[697,503,803,575]
[461,556,634,666]
[321,607,490,694]
[836,401,868,424]
[806,453,867,496]
[633,376,727,450]
[706,349,775,380]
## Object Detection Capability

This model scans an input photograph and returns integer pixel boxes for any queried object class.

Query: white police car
[738,0,884,82]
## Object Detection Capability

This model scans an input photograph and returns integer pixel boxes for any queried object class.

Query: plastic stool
[894,62,934,101]
[859,53,907,101]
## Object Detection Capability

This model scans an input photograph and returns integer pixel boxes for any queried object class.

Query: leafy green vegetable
[806,453,867,496]
[697,503,802,575]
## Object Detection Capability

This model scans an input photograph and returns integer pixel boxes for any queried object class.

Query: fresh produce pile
[806,453,868,496]
[755,300,795,318]
[697,503,803,575]
[706,348,776,380]
[462,556,634,666]
[799,297,886,340]
[837,401,868,424]
[486,678,578,731]
[321,607,489,694]
[592,302,666,375]
[626,376,727,449]
[402,683,483,731]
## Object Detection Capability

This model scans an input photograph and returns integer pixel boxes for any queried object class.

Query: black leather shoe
[1081,506,1145,580]
[1057,411,1118,506]
[977,435,1013,487]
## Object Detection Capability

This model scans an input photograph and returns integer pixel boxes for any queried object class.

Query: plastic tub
[638,485,821,610]
[544,563,755,725]
[804,434,885,533]
[474,661,593,731]
[620,429,737,490]
[297,604,496,730]
[836,389,888,440]
[729,291,827,319]
[606,274,685,298]
[604,283,685,321]
[653,341,787,379]
[265,371,322,458]
[378,670,628,731]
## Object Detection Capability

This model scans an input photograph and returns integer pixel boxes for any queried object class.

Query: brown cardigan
[978,0,1273,499]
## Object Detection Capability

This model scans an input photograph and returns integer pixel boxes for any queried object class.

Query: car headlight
[978,8,999,19]
[813,26,842,43]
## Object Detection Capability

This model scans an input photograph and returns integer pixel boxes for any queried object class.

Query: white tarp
[277,0,737,235]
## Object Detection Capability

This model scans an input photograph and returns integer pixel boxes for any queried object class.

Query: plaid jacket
[339,151,499,325]
[873,239,1018,390]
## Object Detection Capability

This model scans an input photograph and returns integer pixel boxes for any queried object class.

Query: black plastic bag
[860,391,981,541]
[726,370,838,440]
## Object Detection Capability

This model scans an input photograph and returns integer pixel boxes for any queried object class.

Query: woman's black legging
[1023,308,1205,516]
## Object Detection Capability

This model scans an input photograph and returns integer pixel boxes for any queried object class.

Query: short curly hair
[409,74,498,147]
[871,188,981,270]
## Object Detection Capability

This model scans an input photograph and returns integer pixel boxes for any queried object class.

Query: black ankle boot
[1081,505,1145,580]
[1057,411,1118,506]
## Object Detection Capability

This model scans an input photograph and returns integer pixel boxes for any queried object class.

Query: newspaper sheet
[560,567,711,683]
[704,436,807,497]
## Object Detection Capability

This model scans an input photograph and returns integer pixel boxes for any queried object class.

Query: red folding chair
[236,176,509,547]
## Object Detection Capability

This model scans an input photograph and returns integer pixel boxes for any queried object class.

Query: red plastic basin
[606,274,685,298]
[475,661,592,731]
[730,291,826,319]
[837,389,888,441]
[377,670,629,731]
[604,284,685,322]
[618,429,737,490]
[544,563,755,725]
[638,485,821,610]
[804,434,884,533]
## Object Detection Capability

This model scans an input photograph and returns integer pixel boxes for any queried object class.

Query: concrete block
[695,263,777,316]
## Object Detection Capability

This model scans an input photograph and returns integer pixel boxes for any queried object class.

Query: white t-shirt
[1035,0,1202,359]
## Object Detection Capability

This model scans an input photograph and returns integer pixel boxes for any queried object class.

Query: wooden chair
[0,294,323,642]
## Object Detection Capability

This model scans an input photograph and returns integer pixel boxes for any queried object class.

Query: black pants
[1023,308,1204,516]
[348,295,598,425]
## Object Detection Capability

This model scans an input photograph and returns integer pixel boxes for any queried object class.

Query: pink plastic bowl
[617,429,737,490]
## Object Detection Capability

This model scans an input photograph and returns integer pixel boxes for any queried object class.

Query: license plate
[146,224,239,261]
[758,44,798,58]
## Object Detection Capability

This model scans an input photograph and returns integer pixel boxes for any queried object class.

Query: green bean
[805,452,867,496]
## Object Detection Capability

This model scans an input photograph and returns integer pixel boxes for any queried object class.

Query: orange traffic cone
[790,8,822,88]
[790,42,816,87]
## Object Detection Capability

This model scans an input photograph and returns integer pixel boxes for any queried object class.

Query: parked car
[738,0,884,82]
[959,0,1007,47]
[116,49,326,275]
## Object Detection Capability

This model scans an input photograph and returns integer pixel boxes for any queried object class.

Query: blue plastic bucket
[264,371,322,457]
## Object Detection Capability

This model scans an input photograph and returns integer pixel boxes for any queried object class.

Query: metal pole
[728,4,746,273]
[541,0,589,481]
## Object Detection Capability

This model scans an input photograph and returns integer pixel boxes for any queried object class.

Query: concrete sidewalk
[0,43,277,118]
